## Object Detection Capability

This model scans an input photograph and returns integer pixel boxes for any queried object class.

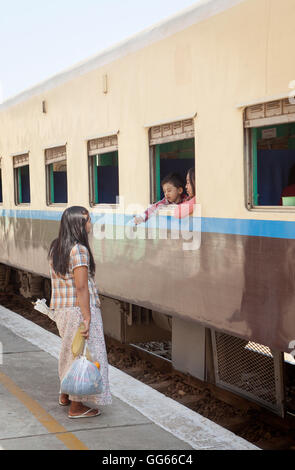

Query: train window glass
[250,123,295,206]
[88,135,119,205]
[13,154,30,205]
[45,146,68,205]
[0,168,3,203]
[149,119,195,201]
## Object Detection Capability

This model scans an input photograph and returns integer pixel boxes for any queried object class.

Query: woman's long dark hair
[187,167,195,198]
[48,206,95,277]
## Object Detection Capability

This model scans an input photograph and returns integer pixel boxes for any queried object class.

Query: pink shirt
[173,197,196,218]
[142,194,188,222]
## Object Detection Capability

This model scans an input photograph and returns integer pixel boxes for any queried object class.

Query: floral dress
[50,243,112,406]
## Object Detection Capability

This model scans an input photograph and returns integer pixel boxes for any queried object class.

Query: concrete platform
[0,306,258,450]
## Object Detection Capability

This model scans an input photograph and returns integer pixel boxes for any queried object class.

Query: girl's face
[163,182,183,203]
[186,173,194,199]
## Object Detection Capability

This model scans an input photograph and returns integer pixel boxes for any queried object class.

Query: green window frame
[14,165,31,205]
[46,161,67,205]
[151,138,195,203]
[155,145,161,201]
[46,163,55,204]
[247,123,295,208]
[251,127,258,206]
[90,151,119,205]
[245,99,295,210]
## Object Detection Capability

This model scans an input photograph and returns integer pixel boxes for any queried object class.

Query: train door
[149,118,195,202]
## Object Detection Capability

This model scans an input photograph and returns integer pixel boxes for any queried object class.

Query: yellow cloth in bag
[71,322,92,361]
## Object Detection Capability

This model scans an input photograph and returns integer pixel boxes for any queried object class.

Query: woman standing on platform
[48,206,112,418]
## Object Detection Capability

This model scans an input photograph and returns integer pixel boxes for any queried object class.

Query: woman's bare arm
[73,265,91,338]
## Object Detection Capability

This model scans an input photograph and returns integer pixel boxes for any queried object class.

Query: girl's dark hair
[48,206,95,277]
[187,167,195,197]
[161,172,185,191]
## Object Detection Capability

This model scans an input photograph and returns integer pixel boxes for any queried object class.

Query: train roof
[0,0,244,111]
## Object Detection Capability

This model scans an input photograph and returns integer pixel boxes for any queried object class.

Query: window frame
[45,146,68,206]
[88,134,119,207]
[13,154,31,206]
[45,160,68,206]
[149,139,196,204]
[150,145,161,203]
[148,119,195,204]
[245,121,295,212]
[89,150,119,207]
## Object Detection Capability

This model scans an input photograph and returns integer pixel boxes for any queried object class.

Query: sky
[0,0,201,102]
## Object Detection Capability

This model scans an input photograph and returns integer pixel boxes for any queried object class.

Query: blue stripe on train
[0,208,295,239]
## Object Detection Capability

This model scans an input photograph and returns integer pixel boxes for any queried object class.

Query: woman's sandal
[68,408,101,419]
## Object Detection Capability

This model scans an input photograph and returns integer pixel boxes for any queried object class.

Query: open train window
[149,119,195,202]
[245,99,295,209]
[13,154,30,205]
[88,135,119,205]
[45,146,68,205]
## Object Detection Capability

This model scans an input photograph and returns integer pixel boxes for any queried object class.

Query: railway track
[1,291,295,450]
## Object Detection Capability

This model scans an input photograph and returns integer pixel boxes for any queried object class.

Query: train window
[45,146,68,204]
[88,135,119,205]
[245,99,295,208]
[13,154,30,205]
[149,119,195,201]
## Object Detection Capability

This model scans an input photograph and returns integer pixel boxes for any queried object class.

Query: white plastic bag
[33,298,55,322]
[60,342,103,396]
